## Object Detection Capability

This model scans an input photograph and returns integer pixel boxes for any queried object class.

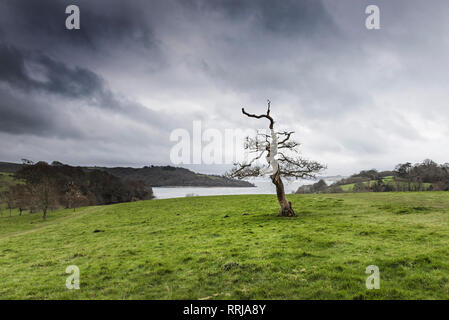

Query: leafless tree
[10,185,31,216]
[64,181,87,212]
[227,100,326,216]
[31,177,58,220]
[1,190,15,217]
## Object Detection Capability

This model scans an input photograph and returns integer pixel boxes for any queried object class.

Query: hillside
[92,166,254,187]
[0,162,254,188]
[0,172,19,192]
[0,162,24,173]
[1,193,449,299]
[0,162,153,216]
[297,160,449,194]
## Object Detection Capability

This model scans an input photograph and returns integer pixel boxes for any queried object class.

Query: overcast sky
[0,0,448,176]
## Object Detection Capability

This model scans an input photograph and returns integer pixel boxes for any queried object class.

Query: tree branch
[242,100,274,129]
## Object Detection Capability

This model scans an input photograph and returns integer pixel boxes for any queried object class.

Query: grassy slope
[1,193,449,300]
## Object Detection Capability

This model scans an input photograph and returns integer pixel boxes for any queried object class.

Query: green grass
[340,183,355,191]
[1,192,449,299]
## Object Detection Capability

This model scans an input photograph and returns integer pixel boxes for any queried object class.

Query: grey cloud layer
[0,0,448,174]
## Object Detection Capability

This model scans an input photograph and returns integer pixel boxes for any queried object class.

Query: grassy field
[1,192,449,299]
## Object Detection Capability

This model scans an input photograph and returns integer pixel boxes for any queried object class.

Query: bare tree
[64,181,86,212]
[10,185,31,216]
[31,177,58,220]
[227,100,326,216]
[1,190,15,217]
[15,161,58,220]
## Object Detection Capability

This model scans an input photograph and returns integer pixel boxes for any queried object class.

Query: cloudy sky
[0,0,448,176]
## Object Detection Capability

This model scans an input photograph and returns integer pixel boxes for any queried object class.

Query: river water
[152,177,339,199]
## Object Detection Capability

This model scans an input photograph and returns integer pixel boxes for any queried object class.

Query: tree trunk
[271,171,295,217]
[43,208,47,221]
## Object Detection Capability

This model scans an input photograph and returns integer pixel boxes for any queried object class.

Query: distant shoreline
[153,185,256,188]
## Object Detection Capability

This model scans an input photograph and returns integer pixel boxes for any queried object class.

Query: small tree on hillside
[227,101,326,216]
[7,190,15,217]
[10,185,31,216]
[1,190,15,217]
[30,177,58,220]
[64,181,86,212]
[394,162,413,191]
[15,161,59,220]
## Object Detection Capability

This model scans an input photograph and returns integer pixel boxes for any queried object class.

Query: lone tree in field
[227,101,326,217]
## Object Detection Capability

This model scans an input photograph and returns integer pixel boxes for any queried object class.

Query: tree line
[0,161,153,219]
[296,159,449,194]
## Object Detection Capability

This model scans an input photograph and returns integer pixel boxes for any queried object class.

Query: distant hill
[0,162,23,173]
[91,165,255,187]
[0,162,254,188]
[316,175,346,181]
[297,160,449,194]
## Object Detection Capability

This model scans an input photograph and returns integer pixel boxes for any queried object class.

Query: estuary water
[152,177,339,199]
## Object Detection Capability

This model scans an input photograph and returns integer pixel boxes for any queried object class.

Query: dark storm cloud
[0,43,103,97]
[0,87,55,135]
[0,84,85,138]
[0,0,157,50]
[0,44,30,89]
[194,0,337,36]
[0,42,183,132]
[0,43,89,137]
